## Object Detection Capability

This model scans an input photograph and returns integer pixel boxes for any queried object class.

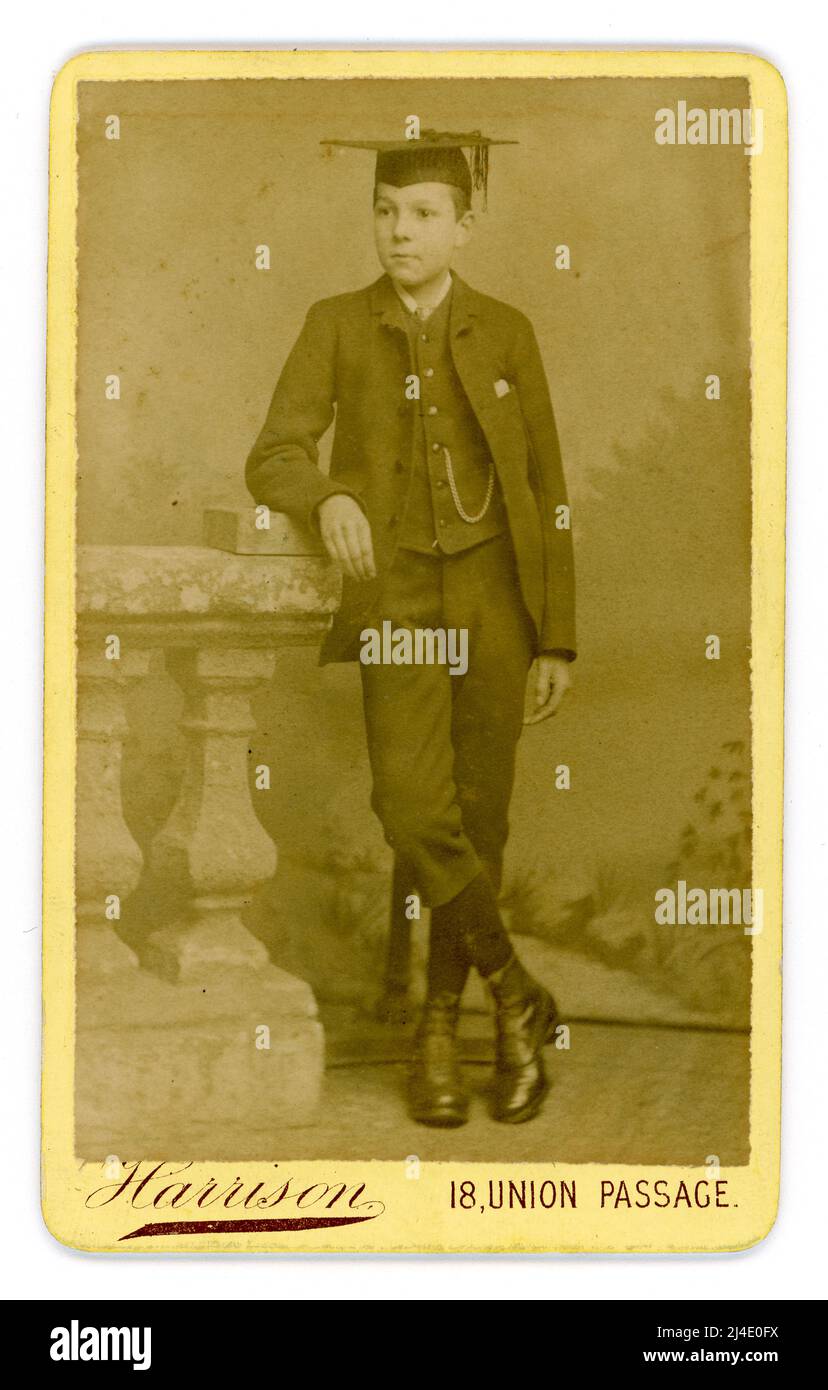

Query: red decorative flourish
[120,1214,377,1241]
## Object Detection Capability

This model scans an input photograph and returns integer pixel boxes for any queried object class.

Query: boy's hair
[373,184,471,219]
[447,185,471,218]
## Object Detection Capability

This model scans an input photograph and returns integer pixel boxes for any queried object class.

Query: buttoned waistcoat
[396,284,508,554]
[245,272,576,664]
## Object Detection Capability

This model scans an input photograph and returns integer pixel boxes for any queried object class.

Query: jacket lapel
[448,272,478,340]
[370,270,480,334]
[449,275,521,487]
[449,275,495,418]
[369,274,409,332]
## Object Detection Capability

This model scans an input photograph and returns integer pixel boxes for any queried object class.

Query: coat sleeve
[245,301,365,530]
[511,315,577,660]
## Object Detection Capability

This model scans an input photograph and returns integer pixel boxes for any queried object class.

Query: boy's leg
[359,540,558,1124]
[358,549,492,1125]
[428,530,534,982]
[447,533,536,894]
[439,535,560,1123]
[358,549,483,914]
[361,538,534,982]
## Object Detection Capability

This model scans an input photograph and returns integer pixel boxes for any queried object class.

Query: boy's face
[373,182,474,289]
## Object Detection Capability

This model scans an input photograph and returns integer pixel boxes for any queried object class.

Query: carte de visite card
[42,48,786,1253]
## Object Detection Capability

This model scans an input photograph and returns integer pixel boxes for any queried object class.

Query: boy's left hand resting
[317,493,377,581]
[315,495,572,722]
[524,653,572,725]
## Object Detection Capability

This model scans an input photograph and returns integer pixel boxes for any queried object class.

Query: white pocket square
[494,378,511,398]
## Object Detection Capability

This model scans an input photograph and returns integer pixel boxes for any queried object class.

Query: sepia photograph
[40,48,786,1253]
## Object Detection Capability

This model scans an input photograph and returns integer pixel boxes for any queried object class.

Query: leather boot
[407,992,469,1128]
[487,955,559,1124]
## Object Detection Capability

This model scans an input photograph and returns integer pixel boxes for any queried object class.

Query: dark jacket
[245,272,576,663]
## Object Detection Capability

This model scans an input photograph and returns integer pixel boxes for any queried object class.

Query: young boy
[246,130,576,1128]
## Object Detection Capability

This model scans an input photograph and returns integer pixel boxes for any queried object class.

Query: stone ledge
[203,507,325,557]
[78,544,341,620]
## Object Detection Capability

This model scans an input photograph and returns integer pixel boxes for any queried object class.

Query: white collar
[392,271,453,319]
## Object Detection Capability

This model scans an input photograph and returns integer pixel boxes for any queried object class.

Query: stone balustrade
[74,512,341,1158]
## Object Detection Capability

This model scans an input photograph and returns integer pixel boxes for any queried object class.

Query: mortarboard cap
[320,129,517,207]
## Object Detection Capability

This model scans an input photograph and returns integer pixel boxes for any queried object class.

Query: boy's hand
[524,653,572,725]
[317,494,377,581]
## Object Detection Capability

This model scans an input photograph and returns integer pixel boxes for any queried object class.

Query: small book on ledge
[203,507,324,556]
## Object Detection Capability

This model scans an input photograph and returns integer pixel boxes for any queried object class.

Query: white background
[1,1,824,1302]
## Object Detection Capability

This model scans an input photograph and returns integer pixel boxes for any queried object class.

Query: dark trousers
[359,532,536,909]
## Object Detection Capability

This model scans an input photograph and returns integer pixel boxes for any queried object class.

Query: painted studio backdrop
[74,76,752,1163]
